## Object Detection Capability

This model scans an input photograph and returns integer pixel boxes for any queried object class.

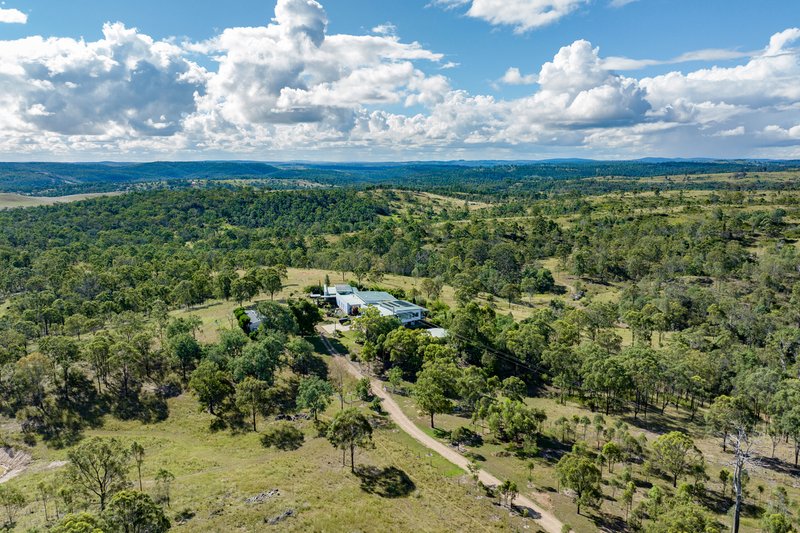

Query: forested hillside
[1,175,800,532]
[2,160,800,196]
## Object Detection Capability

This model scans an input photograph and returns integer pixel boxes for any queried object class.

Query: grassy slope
[5,356,533,532]
[385,386,796,533]
[0,192,123,209]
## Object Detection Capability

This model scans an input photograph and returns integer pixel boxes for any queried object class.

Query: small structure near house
[244,309,263,333]
[319,284,426,325]
[425,328,448,339]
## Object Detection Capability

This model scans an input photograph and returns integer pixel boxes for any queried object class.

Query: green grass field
[0,192,123,209]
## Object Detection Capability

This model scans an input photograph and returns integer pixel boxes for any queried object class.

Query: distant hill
[0,161,286,195]
[1,159,799,195]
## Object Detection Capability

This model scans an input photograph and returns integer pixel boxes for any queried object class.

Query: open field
[0,192,124,209]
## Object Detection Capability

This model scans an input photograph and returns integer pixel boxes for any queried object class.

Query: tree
[286,337,319,376]
[352,306,400,345]
[236,377,269,431]
[499,479,518,509]
[154,469,175,508]
[705,395,755,451]
[168,333,201,382]
[189,361,235,416]
[602,441,623,473]
[231,277,258,306]
[66,437,131,510]
[481,397,546,445]
[500,283,520,308]
[555,454,602,515]
[296,376,334,421]
[327,408,373,473]
[103,490,170,533]
[421,277,443,300]
[762,513,796,533]
[730,428,756,533]
[718,468,730,498]
[414,360,458,428]
[39,335,80,402]
[622,481,635,519]
[260,268,283,300]
[130,442,145,492]
[0,484,25,528]
[650,432,704,487]
[254,301,299,335]
[289,299,323,335]
[231,335,283,384]
[387,366,403,393]
[50,512,108,533]
[645,502,719,533]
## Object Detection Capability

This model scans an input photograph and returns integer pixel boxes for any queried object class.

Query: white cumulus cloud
[431,0,589,33]
[0,1,799,160]
[499,67,537,85]
[0,7,26,24]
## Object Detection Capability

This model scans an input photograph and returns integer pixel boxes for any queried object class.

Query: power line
[418,317,549,377]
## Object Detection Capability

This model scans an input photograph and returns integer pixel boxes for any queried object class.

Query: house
[320,284,427,325]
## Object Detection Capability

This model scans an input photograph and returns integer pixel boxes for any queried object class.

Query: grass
[3,353,534,532]
[0,192,123,209]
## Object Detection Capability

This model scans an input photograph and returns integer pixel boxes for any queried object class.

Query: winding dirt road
[318,332,565,533]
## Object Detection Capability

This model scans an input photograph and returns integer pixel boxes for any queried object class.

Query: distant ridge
[1,159,798,195]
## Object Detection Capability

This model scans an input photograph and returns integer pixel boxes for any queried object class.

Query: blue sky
[0,0,799,160]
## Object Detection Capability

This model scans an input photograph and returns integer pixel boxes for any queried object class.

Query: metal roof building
[322,284,427,324]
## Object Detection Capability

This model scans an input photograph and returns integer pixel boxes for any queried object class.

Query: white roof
[426,328,448,338]
[339,294,364,308]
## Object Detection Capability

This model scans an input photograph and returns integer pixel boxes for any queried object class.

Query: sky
[0,0,799,161]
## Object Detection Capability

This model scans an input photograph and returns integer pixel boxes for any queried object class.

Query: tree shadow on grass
[329,340,350,357]
[354,466,415,498]
[759,456,800,478]
[590,511,627,531]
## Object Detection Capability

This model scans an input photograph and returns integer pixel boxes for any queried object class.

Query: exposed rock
[265,509,295,525]
[245,489,280,504]
[0,447,32,484]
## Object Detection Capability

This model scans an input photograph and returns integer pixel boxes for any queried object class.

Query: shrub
[303,284,323,295]
[356,378,373,401]
[369,397,384,413]
[450,426,483,447]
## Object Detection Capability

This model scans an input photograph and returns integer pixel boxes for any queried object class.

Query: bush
[450,426,483,447]
[303,284,323,295]
[261,422,305,451]
[369,397,384,413]
[356,378,373,401]
[157,373,183,399]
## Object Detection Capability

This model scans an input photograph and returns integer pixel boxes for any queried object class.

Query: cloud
[0,0,799,160]
[640,27,800,110]
[714,126,745,137]
[0,23,206,137]
[431,0,589,33]
[194,0,444,135]
[0,7,26,24]
[604,48,753,70]
[499,67,537,85]
[609,0,637,7]
[372,23,397,36]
